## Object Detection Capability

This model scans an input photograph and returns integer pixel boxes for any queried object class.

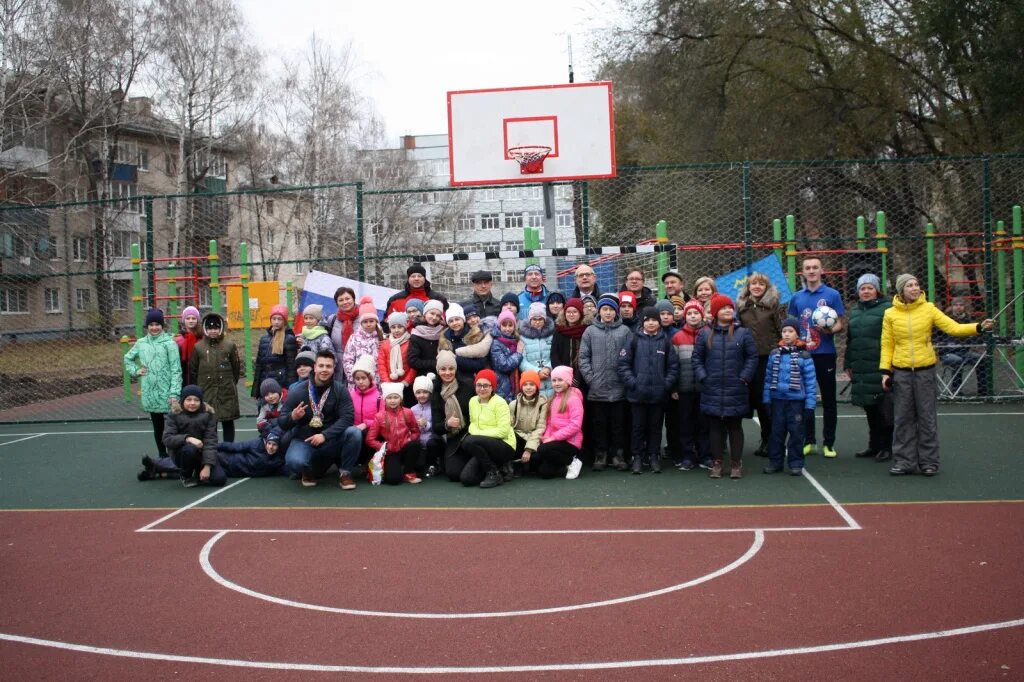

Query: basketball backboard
[447,82,616,186]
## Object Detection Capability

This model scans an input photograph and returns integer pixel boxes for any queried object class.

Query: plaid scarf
[768,342,805,394]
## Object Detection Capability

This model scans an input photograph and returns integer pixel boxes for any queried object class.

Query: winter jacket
[579,318,631,402]
[430,375,474,438]
[880,294,979,371]
[671,324,704,394]
[407,324,444,376]
[342,327,381,385]
[377,336,415,387]
[349,384,382,429]
[163,402,219,466]
[541,387,585,449]
[440,324,492,384]
[217,436,285,478]
[737,287,784,356]
[621,284,655,311]
[517,285,550,320]
[518,317,555,396]
[189,317,241,422]
[124,331,182,413]
[298,326,335,358]
[256,392,287,435]
[844,297,891,407]
[763,346,818,410]
[366,405,420,452]
[489,335,524,402]
[462,292,501,319]
[509,394,548,452]
[278,378,354,443]
[617,327,679,404]
[385,282,448,316]
[251,326,298,398]
[693,324,758,418]
[468,395,516,449]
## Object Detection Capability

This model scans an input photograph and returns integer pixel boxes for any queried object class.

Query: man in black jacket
[462,270,501,318]
[279,350,362,489]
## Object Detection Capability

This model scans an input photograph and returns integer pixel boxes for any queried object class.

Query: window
[458,214,474,231]
[198,286,212,308]
[555,185,573,200]
[73,236,89,262]
[526,211,544,228]
[47,234,62,260]
[165,197,177,221]
[504,212,524,229]
[0,287,28,313]
[112,281,130,310]
[480,213,500,230]
[294,232,302,247]
[556,210,574,228]
[1,230,29,258]
[366,218,383,236]
[165,153,176,176]
[266,230,275,247]
[111,230,135,258]
[138,148,149,170]
[74,288,91,312]
[108,181,142,213]
[44,288,61,313]
[415,218,428,233]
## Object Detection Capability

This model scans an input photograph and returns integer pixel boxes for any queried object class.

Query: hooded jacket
[541,387,585,449]
[736,285,783,356]
[163,401,219,466]
[579,317,632,402]
[845,297,891,406]
[124,331,182,413]
[763,345,818,410]
[510,393,548,452]
[880,294,979,371]
[252,325,298,398]
[617,326,679,404]
[518,317,556,396]
[189,313,241,422]
[671,323,704,394]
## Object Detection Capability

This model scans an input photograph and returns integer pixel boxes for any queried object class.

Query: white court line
[1,616,1021,673]
[135,478,250,533]
[0,434,45,448]
[198,530,766,619]
[144,525,855,535]
[802,469,861,530]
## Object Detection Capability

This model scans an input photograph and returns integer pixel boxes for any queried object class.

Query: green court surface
[1,404,1021,511]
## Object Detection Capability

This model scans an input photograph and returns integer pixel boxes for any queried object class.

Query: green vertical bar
[209,239,221,312]
[982,157,994,396]
[131,242,144,339]
[856,216,866,250]
[876,211,888,295]
[286,280,294,327]
[525,227,539,267]
[926,222,936,303]
[167,261,179,335]
[355,182,365,281]
[656,220,668,298]
[581,182,590,248]
[1012,205,1023,383]
[120,335,132,402]
[144,197,155,307]
[996,220,1007,336]
[773,218,782,264]
[742,161,753,271]
[785,214,797,291]
[240,241,253,388]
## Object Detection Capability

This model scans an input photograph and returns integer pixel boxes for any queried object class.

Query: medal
[307,381,331,430]
[309,416,323,429]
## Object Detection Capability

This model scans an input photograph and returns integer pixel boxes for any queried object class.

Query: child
[378,311,415,403]
[551,297,592,386]
[671,295,687,326]
[579,294,632,471]
[290,350,316,392]
[693,276,718,323]
[763,318,817,475]
[176,305,203,385]
[693,294,758,479]
[581,295,598,319]
[439,302,492,385]
[343,296,383,384]
[656,299,678,335]
[349,354,381,464]
[366,382,422,485]
[531,366,585,480]
[255,378,287,437]
[411,373,445,477]
[519,302,555,397]
[298,303,335,361]
[124,308,181,476]
[252,304,297,399]
[618,291,638,330]
[499,292,521,318]
[162,384,226,487]
[217,427,286,478]
[546,292,566,320]
[671,299,712,470]
[405,299,424,326]
[189,313,241,442]
[490,309,524,401]
[408,300,447,378]
[509,370,548,476]
[617,307,679,474]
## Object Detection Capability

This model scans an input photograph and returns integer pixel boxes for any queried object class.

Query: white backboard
[447,82,616,186]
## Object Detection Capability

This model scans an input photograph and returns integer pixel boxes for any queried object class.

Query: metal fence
[2,155,1023,422]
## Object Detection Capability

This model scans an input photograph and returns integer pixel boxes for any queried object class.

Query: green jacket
[124,332,182,413]
[468,394,516,449]
[844,297,891,407]
[189,335,241,422]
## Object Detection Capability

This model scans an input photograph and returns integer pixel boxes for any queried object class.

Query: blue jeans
[768,399,805,470]
[284,426,362,478]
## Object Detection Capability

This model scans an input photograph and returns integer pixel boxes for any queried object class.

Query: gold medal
[307,381,330,431]
[309,416,323,429]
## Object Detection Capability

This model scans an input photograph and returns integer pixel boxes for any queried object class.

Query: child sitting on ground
[255,378,288,437]
[509,370,548,478]
[290,351,316,392]
[216,427,286,478]
[162,385,226,488]
[762,318,817,476]
[411,373,445,477]
[366,382,423,485]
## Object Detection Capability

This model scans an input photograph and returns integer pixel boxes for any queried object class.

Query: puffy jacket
[377,336,415,387]
[880,294,979,371]
[163,402,219,466]
[366,405,420,452]
[693,324,758,418]
[440,325,492,384]
[278,378,354,442]
[671,324,704,394]
[736,287,783,356]
[762,346,817,410]
[510,394,548,452]
[541,387,585,449]
[517,285,550,320]
[579,318,632,401]
[349,384,381,429]
[251,326,298,398]
[217,436,285,478]
[189,315,241,422]
[385,282,448,316]
[489,335,524,402]
[407,324,444,376]
[844,297,891,407]
[518,317,555,396]
[124,331,182,413]
[342,327,381,385]
[462,292,501,319]
[617,327,679,404]
[468,395,516,449]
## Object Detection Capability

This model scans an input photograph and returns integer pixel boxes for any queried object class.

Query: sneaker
[875,450,892,462]
[611,452,629,471]
[822,445,838,459]
[803,443,816,456]
[649,454,662,474]
[730,462,743,479]
[709,460,722,479]
[424,465,438,478]
[631,456,643,475]
[854,448,876,458]
[789,467,803,476]
[762,465,783,474]
[403,472,422,484]
[339,472,357,490]
[699,458,714,470]
[180,476,198,488]
[565,457,583,480]
[501,461,515,482]
[479,469,503,488]
[592,451,607,472]
[920,465,938,477]
[679,459,696,471]
[889,465,914,476]
[301,473,317,487]
[753,441,769,458]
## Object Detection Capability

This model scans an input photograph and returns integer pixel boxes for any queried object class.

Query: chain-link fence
[2,155,1023,422]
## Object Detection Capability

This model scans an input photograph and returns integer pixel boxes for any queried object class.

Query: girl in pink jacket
[531,365,585,480]
[366,382,422,485]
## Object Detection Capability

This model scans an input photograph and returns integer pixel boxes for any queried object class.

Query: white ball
[811,305,838,329]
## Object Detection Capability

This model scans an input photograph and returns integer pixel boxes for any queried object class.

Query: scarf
[411,322,445,342]
[302,325,328,340]
[769,343,804,394]
[332,307,359,351]
[558,321,588,340]
[495,331,518,351]
[388,331,410,380]
[440,379,464,433]
[271,326,285,355]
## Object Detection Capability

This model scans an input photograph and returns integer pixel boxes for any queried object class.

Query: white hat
[445,302,465,322]
[352,355,375,380]
[380,382,404,398]
[423,299,444,316]
[413,373,435,394]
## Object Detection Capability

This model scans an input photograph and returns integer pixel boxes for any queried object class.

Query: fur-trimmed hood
[555,309,595,328]
[518,315,555,339]
[736,282,780,309]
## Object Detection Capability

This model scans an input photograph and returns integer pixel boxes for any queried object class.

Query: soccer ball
[811,305,838,330]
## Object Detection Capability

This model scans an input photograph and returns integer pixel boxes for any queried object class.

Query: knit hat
[352,354,375,380]
[597,294,619,313]
[519,369,541,389]
[709,293,735,320]
[618,291,637,307]
[386,311,408,329]
[781,317,801,333]
[655,299,674,315]
[856,273,881,293]
[406,263,427,278]
[565,297,585,314]
[462,303,479,318]
[474,368,498,388]
[295,350,316,368]
[413,373,435,394]
[895,273,917,296]
[435,349,457,370]
[265,428,282,444]
[270,304,289,321]
[641,306,660,322]
[357,296,377,323]
[670,295,686,309]
[528,302,547,320]
[499,292,520,311]
[581,294,597,309]
[405,299,425,313]
[547,291,566,305]
[303,303,323,319]
[379,382,403,399]
[551,365,573,385]
[145,308,165,326]
[497,309,518,327]
[180,384,204,403]
[259,378,282,397]
[180,305,200,322]
[661,270,683,283]
[524,264,543,275]
[445,302,465,323]
[683,299,705,317]
[422,299,444,317]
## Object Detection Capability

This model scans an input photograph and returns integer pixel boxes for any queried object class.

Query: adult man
[278,350,363,488]
[571,264,601,299]
[385,263,448,316]
[462,270,501,318]
[661,270,688,302]
[517,264,550,320]
[787,257,845,458]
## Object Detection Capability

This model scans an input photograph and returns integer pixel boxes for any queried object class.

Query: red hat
[709,293,735,321]
[683,299,704,317]
[474,369,498,389]
[565,297,585,314]
[270,304,289,321]
[618,291,637,307]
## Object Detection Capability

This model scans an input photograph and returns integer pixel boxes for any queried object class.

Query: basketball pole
[542,181,557,282]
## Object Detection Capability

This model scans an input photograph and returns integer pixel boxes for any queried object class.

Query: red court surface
[2,501,1023,679]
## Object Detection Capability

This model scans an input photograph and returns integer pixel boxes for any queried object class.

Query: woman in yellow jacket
[880,274,993,476]
[460,369,518,489]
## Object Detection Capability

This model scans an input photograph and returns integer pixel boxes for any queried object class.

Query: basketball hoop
[507,145,552,174]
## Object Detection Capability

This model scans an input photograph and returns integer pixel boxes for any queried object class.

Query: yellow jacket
[880,295,978,371]
[468,394,516,449]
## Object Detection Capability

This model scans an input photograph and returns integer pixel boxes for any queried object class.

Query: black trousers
[533,441,580,479]
[806,354,837,447]
[421,436,445,472]
[750,355,771,443]
[708,416,744,464]
[588,400,627,454]
[630,403,665,458]
[383,442,421,485]
[221,419,235,443]
[663,396,680,459]
[149,412,168,457]
[863,403,894,452]
[676,391,710,462]
[175,443,227,486]
[459,435,516,476]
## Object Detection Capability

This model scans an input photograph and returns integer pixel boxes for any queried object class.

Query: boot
[709,460,723,479]
[730,460,743,479]
[649,453,662,473]
[631,454,643,475]
[500,461,515,482]
[592,451,607,472]
[753,440,769,458]
[479,468,503,488]
[612,450,629,471]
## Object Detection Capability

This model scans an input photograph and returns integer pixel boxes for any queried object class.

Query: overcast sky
[235,0,618,147]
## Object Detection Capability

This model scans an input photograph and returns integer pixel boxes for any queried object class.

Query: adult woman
[460,369,517,489]
[844,274,893,462]
[622,270,656,311]
[736,273,783,456]
[692,277,718,323]
[880,274,993,476]
[434,350,476,481]
[323,287,359,361]
[252,304,298,399]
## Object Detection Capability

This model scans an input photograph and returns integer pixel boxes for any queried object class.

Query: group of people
[124,257,993,489]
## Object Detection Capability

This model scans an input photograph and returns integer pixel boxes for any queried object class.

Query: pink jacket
[349,385,381,429]
[366,405,420,452]
[541,386,584,449]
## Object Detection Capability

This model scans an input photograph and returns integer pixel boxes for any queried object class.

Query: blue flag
[714,255,793,305]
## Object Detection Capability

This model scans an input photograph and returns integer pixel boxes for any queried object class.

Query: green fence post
[773,218,782,267]
[876,212,888,295]
[144,197,155,307]
[656,219,668,298]
[131,242,144,340]
[1013,206,1023,384]
[856,216,866,250]
[785,214,797,291]
[356,182,365,281]
[996,220,1007,337]
[208,239,221,313]
[120,335,132,403]
[167,261,179,335]
[525,227,539,267]
[926,222,936,304]
[240,241,253,389]
[742,161,753,270]
[286,280,294,326]
[581,182,590,248]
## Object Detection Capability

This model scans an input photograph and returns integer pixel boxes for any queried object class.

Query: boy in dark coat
[763,318,817,475]
[162,385,227,487]
[217,427,286,478]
